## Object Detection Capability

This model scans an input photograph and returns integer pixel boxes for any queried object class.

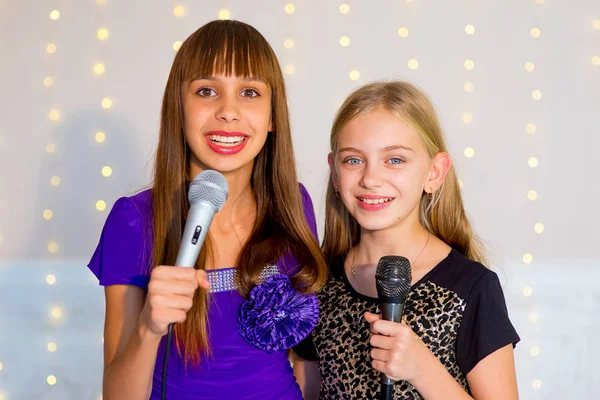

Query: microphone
[375,256,412,400]
[162,170,228,400]
[175,170,229,267]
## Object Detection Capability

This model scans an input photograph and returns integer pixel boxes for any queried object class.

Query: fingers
[368,319,411,338]
[196,269,211,290]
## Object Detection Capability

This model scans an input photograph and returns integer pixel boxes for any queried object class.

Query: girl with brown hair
[88,20,327,399]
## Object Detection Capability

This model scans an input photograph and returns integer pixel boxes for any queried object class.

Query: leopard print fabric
[314,276,469,399]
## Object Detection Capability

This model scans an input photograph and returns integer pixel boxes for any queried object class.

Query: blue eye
[388,158,403,165]
[345,158,362,165]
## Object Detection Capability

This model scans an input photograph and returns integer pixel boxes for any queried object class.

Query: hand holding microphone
[365,255,435,399]
[139,170,229,339]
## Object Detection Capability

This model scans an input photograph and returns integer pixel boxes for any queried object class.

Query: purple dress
[88,184,319,399]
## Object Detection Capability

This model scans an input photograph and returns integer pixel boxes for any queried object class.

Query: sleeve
[456,271,520,374]
[299,183,319,243]
[292,332,319,362]
[87,196,152,288]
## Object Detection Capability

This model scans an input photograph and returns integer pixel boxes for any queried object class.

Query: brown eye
[241,89,259,98]
[197,88,216,97]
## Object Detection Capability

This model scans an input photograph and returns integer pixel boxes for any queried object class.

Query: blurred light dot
[46,274,57,285]
[465,25,475,35]
[51,307,62,319]
[94,63,105,75]
[339,4,350,14]
[284,39,295,49]
[463,82,474,93]
[523,253,533,264]
[44,77,54,87]
[528,312,538,323]
[339,36,350,47]
[43,209,53,220]
[536,0,545,3]
[527,190,538,201]
[47,375,57,385]
[531,27,541,38]
[48,342,57,352]
[408,59,419,70]
[95,131,106,143]
[534,223,545,234]
[101,98,113,109]
[102,335,104,343]
[522,287,533,297]
[458,179,463,188]
[284,65,295,75]
[97,28,109,40]
[48,241,59,253]
[525,62,535,72]
[48,109,61,121]
[218,9,231,20]
[530,346,540,356]
[532,379,541,389]
[397,27,409,38]
[349,70,360,80]
[96,200,107,211]
[283,3,296,14]
[529,157,539,168]
[0,393,4,400]
[526,123,537,134]
[464,60,475,70]
[96,0,106,4]
[98,395,102,400]
[0,362,3,370]
[47,43,57,54]
[464,147,475,158]
[51,176,61,187]
[462,112,473,123]
[594,20,600,30]
[173,5,185,17]
[46,143,56,153]
[532,90,542,100]
[172,41,182,51]
[592,56,600,66]
[50,10,60,20]
[102,166,113,177]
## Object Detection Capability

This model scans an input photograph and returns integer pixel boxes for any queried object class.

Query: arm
[466,344,519,400]
[102,267,209,400]
[102,285,160,400]
[292,352,321,400]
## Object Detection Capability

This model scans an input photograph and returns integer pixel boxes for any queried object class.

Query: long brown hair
[322,81,486,267]
[152,20,327,366]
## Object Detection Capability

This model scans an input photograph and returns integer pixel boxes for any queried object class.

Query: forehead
[338,110,422,150]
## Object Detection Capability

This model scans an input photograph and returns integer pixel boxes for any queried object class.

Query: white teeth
[208,135,246,146]
[359,197,393,205]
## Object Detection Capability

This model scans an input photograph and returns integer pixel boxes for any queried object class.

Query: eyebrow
[338,145,414,153]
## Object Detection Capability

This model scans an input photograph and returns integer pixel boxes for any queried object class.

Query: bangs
[179,20,277,86]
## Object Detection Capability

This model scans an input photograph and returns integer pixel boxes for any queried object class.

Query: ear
[426,152,452,193]
[328,152,339,189]
[268,119,273,133]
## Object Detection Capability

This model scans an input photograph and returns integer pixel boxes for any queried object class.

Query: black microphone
[375,256,412,400]
[161,170,228,400]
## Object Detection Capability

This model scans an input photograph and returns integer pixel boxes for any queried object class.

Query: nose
[359,162,383,189]
[215,93,240,123]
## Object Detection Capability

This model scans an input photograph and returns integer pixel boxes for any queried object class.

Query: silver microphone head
[188,170,228,210]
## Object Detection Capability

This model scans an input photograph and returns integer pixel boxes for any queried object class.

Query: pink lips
[205,130,249,155]
[355,194,395,211]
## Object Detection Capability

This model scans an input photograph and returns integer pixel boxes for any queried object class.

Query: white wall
[1,0,599,399]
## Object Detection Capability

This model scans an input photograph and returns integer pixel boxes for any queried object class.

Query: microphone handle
[379,301,405,400]
[175,201,216,267]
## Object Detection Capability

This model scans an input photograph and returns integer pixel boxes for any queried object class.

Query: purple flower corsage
[238,274,319,353]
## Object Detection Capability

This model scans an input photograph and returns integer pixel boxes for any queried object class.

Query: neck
[354,217,430,266]
[190,162,256,232]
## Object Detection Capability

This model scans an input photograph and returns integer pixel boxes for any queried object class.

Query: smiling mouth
[207,134,247,147]
[358,197,395,205]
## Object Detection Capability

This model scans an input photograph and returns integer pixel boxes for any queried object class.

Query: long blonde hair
[153,20,328,366]
[322,81,486,266]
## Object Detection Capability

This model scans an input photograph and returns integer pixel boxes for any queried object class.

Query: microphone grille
[375,256,412,299]
[188,170,229,210]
